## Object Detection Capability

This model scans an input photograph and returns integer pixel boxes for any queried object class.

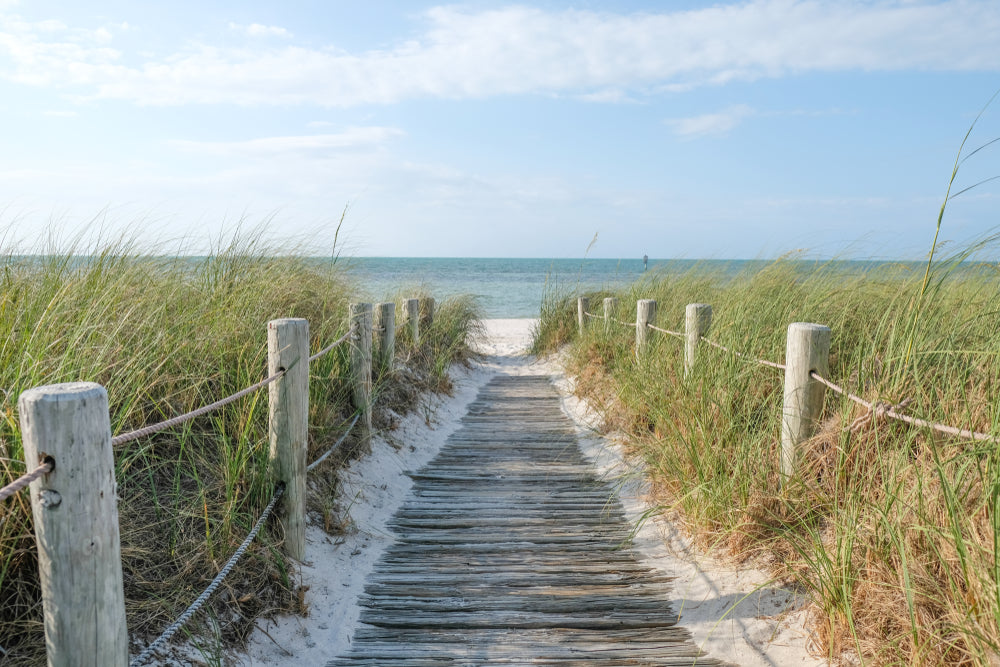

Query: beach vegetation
[535,243,1000,665]
[0,233,480,665]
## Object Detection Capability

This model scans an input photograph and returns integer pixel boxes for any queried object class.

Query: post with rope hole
[603,297,619,334]
[19,382,128,666]
[267,318,309,560]
[780,322,831,487]
[684,303,713,377]
[577,297,589,336]
[635,299,656,357]
[350,303,374,449]
[374,302,396,378]
[404,298,420,346]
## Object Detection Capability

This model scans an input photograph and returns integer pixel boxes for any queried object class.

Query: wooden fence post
[350,303,374,447]
[19,382,128,666]
[267,318,309,560]
[577,297,590,336]
[374,302,396,377]
[684,303,713,377]
[780,322,831,485]
[603,297,619,334]
[404,298,420,346]
[635,299,656,357]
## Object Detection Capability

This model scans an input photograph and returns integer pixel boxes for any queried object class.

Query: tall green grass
[537,249,1000,665]
[0,236,480,664]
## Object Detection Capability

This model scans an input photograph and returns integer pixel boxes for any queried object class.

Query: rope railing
[12,297,428,666]
[308,413,362,472]
[579,307,634,329]
[111,326,354,447]
[0,460,53,503]
[126,323,363,661]
[129,484,286,667]
[309,325,354,363]
[584,295,996,450]
[111,370,286,447]
[645,322,684,338]
[700,336,786,371]
[810,371,999,444]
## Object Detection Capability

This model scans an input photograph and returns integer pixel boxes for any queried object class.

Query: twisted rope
[809,372,998,443]
[645,323,684,338]
[111,371,285,447]
[613,318,637,328]
[700,337,786,370]
[0,461,53,502]
[583,311,601,319]
[129,484,285,667]
[309,325,354,363]
[307,413,361,472]
[115,327,353,446]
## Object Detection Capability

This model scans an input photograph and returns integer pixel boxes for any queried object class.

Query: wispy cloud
[42,109,77,117]
[228,22,291,39]
[666,105,755,138]
[169,127,404,157]
[2,2,999,107]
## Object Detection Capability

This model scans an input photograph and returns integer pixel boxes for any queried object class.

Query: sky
[1,0,999,259]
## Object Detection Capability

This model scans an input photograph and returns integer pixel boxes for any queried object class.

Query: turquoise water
[347,257,772,318]
[349,257,648,318]
[347,257,949,319]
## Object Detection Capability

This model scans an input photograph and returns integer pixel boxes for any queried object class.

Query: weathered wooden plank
[328,375,729,667]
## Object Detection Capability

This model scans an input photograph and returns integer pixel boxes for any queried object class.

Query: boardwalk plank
[328,375,729,666]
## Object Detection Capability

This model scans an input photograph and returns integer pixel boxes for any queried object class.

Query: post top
[268,317,308,327]
[787,322,831,333]
[686,303,712,310]
[19,382,107,407]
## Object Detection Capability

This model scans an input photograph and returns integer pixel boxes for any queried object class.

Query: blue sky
[1,0,999,259]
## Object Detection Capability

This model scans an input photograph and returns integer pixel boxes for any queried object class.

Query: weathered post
[350,303,374,447]
[404,298,420,346]
[374,302,396,377]
[780,323,831,485]
[603,297,619,334]
[577,297,590,336]
[635,299,657,357]
[267,318,309,560]
[419,296,435,333]
[684,303,713,377]
[19,382,128,666]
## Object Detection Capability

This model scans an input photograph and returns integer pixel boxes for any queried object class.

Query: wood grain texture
[19,382,128,666]
[268,317,310,560]
[328,375,729,666]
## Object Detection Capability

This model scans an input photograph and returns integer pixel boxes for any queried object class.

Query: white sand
[240,319,824,666]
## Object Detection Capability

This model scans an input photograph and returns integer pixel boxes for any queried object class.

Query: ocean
[346,257,946,319]
[348,257,645,318]
[347,257,783,319]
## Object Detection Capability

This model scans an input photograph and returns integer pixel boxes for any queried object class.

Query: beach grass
[0,235,480,665]
[535,246,1000,665]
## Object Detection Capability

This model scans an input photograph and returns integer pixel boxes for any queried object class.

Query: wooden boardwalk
[329,375,728,666]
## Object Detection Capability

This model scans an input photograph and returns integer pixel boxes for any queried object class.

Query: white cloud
[41,109,77,117]
[1,2,999,106]
[228,22,291,39]
[169,127,404,157]
[666,105,755,138]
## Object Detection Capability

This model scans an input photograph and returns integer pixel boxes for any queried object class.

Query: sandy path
[241,319,824,666]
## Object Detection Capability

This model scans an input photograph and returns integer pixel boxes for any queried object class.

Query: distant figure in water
[643,254,648,271]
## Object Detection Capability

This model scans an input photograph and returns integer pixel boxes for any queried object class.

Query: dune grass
[535,246,1000,665]
[0,236,480,665]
